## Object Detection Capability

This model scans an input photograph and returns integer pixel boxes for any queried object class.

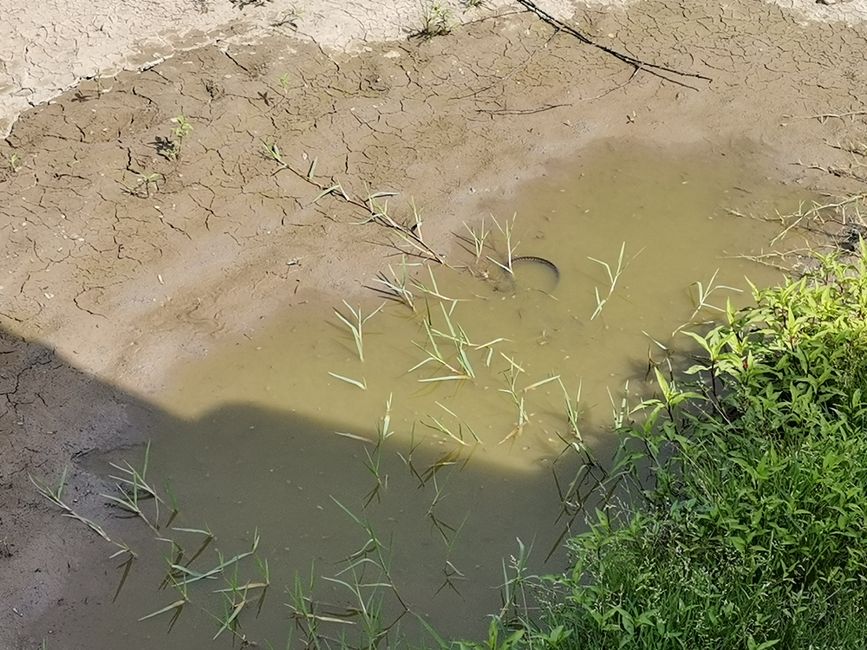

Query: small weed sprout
[278,73,291,93]
[487,214,519,276]
[138,580,189,632]
[671,268,743,336]
[327,372,368,391]
[212,558,270,641]
[102,441,167,533]
[558,377,584,440]
[262,140,287,170]
[172,115,193,141]
[416,2,452,38]
[30,467,136,560]
[423,401,481,446]
[133,172,162,198]
[6,152,21,173]
[588,241,643,320]
[360,395,396,506]
[171,530,260,587]
[462,217,491,264]
[410,302,478,382]
[163,115,193,161]
[498,353,530,443]
[687,268,742,317]
[370,257,418,311]
[333,300,385,362]
[328,301,383,391]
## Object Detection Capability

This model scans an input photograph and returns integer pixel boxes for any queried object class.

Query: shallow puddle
[33,141,806,648]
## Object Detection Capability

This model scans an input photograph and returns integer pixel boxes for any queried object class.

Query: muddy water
[34,142,803,648]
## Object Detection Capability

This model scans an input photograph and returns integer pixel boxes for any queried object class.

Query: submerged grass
[37,172,867,648]
[498,248,867,649]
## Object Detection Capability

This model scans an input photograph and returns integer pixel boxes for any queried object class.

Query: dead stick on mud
[515,0,711,89]
[479,102,569,115]
[267,146,446,264]
[786,110,867,124]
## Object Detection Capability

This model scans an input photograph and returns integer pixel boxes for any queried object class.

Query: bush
[522,251,867,649]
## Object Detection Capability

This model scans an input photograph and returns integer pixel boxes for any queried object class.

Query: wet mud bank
[2,0,867,647]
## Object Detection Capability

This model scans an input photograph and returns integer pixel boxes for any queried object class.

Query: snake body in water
[498,255,560,291]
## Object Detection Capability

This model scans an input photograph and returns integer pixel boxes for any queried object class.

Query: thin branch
[515,0,711,89]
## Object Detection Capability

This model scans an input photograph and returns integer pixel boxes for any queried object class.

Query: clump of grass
[487,214,519,276]
[285,498,413,647]
[461,217,491,264]
[102,441,172,533]
[422,401,481,447]
[370,257,418,311]
[415,2,452,39]
[32,447,276,643]
[30,467,136,559]
[513,248,867,648]
[139,580,189,632]
[409,301,479,382]
[211,557,270,640]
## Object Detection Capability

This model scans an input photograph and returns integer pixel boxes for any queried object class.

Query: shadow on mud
[1,326,606,649]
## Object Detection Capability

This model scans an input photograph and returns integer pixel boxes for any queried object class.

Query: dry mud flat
[1,0,867,647]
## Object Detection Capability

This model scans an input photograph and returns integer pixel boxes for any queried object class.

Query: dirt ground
[3,0,865,136]
[0,0,587,137]
[2,0,867,647]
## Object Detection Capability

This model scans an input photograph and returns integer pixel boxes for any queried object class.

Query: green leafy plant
[159,115,193,161]
[517,248,867,648]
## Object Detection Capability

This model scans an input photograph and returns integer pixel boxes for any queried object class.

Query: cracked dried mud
[2,0,867,647]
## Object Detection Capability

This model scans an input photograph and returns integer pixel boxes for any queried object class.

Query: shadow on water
[6,325,606,649]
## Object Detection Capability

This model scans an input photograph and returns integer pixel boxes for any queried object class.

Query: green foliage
[514,249,867,649]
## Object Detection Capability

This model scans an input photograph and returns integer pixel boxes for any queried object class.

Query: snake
[510,255,561,287]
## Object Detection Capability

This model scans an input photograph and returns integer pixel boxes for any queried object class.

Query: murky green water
[32,141,805,648]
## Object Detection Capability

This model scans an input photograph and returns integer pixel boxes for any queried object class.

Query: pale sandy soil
[3,0,863,135]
